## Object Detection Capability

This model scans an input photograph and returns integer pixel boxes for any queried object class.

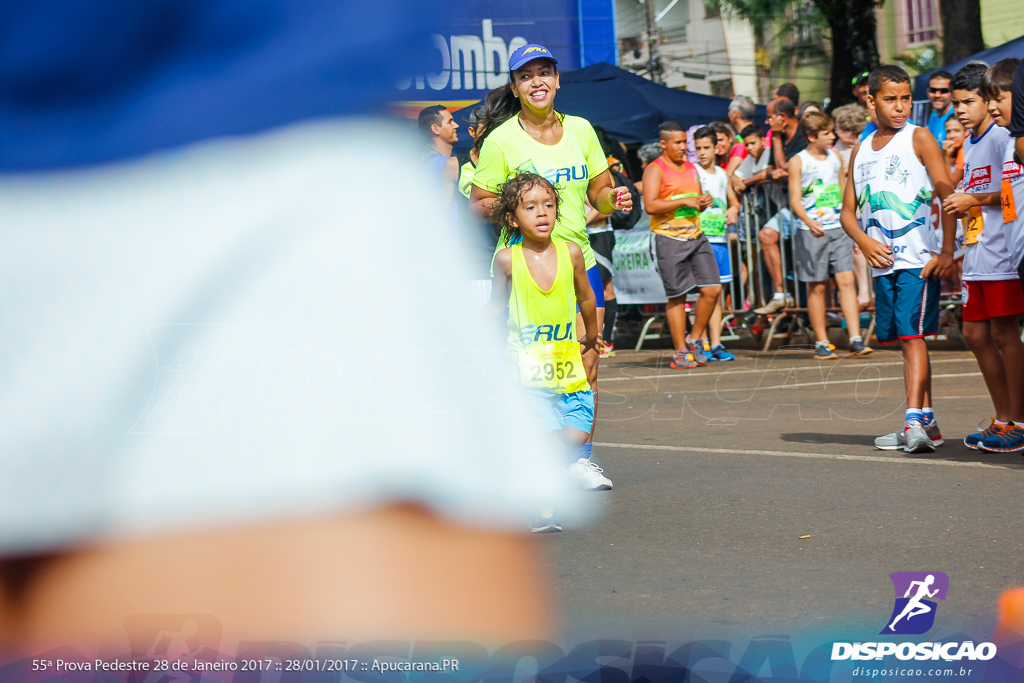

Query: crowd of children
[438,57,1024,531]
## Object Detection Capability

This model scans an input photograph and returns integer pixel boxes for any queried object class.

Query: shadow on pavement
[780,432,875,447]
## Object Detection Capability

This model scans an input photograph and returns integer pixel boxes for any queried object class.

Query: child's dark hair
[692,126,717,145]
[868,65,910,96]
[492,172,560,246]
[740,123,764,139]
[981,58,1021,100]
[951,62,988,95]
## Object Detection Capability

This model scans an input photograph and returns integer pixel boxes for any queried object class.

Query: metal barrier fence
[617,178,971,352]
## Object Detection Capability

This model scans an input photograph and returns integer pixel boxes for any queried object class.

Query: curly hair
[491,172,560,246]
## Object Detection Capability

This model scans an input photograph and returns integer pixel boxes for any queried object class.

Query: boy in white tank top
[841,66,957,454]
[788,110,871,359]
[940,60,1024,452]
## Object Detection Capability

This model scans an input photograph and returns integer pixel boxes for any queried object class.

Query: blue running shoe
[709,344,735,361]
[965,420,1003,450]
[979,424,1024,453]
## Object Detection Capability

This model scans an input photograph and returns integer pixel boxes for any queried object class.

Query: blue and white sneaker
[978,424,1024,453]
[965,419,1004,450]
[709,344,735,361]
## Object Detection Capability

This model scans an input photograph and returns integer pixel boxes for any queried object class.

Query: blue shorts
[874,269,940,344]
[524,389,595,434]
[710,242,733,284]
[576,265,605,312]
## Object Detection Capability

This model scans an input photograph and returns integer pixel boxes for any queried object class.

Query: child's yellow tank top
[506,239,589,394]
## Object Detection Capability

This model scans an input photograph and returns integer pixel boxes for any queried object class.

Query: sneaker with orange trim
[978,423,1024,453]
[965,418,1004,450]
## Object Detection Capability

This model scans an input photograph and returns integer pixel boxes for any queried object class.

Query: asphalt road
[537,347,1024,646]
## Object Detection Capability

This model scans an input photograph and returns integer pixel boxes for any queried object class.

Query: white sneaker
[904,422,936,453]
[567,458,613,491]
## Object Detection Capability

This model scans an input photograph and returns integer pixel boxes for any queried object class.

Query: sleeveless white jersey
[961,124,1016,280]
[795,148,843,230]
[852,123,935,276]
[1004,138,1024,267]
[695,164,729,244]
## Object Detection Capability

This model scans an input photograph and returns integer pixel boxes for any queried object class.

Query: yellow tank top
[506,240,589,394]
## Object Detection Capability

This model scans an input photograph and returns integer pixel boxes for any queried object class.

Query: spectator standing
[457,106,500,307]
[418,105,460,218]
[851,72,871,108]
[787,111,871,359]
[941,60,1024,452]
[769,97,808,170]
[710,120,747,178]
[728,96,757,137]
[641,121,720,369]
[842,65,955,454]
[832,104,871,310]
[925,71,955,143]
[1013,58,1024,173]
[832,104,868,171]
[775,83,800,105]
[753,97,807,315]
[693,126,739,362]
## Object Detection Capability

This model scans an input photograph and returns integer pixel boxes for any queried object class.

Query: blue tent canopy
[913,34,1024,99]
[455,61,766,151]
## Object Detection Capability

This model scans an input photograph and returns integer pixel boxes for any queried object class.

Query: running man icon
[881,571,950,635]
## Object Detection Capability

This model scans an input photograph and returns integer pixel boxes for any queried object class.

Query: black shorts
[588,230,616,283]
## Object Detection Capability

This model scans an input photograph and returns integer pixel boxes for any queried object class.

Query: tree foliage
[715,0,881,108]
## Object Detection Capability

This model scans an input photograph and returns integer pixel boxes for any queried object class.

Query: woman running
[470,44,631,490]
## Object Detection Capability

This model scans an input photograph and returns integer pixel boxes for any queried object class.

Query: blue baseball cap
[509,44,558,72]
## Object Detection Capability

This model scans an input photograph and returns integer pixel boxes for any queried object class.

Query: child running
[692,126,739,361]
[788,111,871,358]
[841,65,956,454]
[941,60,1024,452]
[491,172,606,532]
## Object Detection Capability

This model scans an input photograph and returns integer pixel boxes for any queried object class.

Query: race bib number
[1003,179,1018,223]
[965,205,983,245]
[813,183,842,210]
[670,193,699,220]
[518,341,585,392]
[700,210,726,237]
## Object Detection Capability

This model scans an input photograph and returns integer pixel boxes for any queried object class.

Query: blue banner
[393,0,616,106]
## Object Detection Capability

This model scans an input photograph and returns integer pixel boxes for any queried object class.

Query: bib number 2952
[518,341,584,392]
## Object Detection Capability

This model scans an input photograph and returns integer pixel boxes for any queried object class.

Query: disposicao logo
[830,571,997,663]
[882,571,948,635]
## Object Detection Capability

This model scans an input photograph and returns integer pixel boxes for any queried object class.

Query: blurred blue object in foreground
[0,0,433,171]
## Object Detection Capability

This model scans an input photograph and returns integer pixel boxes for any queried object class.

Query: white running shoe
[567,457,613,491]
[875,422,944,450]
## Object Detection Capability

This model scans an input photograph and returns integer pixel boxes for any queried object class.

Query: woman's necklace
[518,112,562,145]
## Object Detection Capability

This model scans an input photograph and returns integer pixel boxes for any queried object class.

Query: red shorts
[962,279,1024,322]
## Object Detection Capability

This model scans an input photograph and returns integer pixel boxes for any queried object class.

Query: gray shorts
[795,228,854,282]
[654,234,721,299]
